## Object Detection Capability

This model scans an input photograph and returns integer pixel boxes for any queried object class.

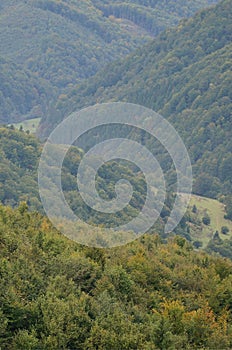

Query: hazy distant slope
[0,0,148,87]
[46,0,231,200]
[56,0,231,113]
[0,0,219,123]
[93,0,219,35]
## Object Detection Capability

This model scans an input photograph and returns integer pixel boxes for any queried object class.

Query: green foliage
[202,214,211,226]
[0,127,41,210]
[1,120,231,251]
[186,194,232,247]
[49,0,232,213]
[0,2,231,348]
[93,0,218,35]
[206,233,232,259]
[0,0,219,123]
[192,204,197,213]
[225,195,232,220]
[221,226,229,235]
[0,127,174,235]
[1,205,232,349]
[0,57,51,124]
[12,117,41,134]
[193,240,203,249]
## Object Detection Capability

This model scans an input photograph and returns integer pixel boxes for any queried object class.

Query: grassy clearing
[187,194,232,247]
[12,117,41,134]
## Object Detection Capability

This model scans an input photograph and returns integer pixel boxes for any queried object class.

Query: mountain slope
[46,0,232,202]
[0,57,52,123]
[0,0,219,123]
[92,0,219,35]
[2,126,232,248]
[0,127,168,236]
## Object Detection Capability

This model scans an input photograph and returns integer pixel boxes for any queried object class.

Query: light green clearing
[188,194,232,247]
[12,117,41,133]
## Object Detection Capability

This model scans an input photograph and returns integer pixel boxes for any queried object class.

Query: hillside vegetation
[0,0,219,123]
[1,204,232,349]
[13,118,41,134]
[190,195,232,237]
[0,127,169,237]
[186,194,232,246]
[1,126,232,252]
[0,58,50,124]
[0,1,232,348]
[45,0,232,210]
[92,0,218,35]
[0,127,41,210]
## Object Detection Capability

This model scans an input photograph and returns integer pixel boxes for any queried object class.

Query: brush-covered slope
[0,0,219,123]
[47,0,232,203]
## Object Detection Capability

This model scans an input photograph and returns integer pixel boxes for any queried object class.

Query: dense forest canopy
[0,126,180,240]
[0,0,219,123]
[1,125,232,255]
[42,0,231,212]
[0,0,231,248]
[0,0,231,348]
[0,57,51,123]
[1,204,232,349]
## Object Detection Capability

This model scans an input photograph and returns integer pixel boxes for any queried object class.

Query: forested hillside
[92,0,218,35]
[1,1,232,348]
[0,58,51,123]
[45,0,232,211]
[0,0,218,123]
[0,127,41,209]
[2,126,232,255]
[0,126,182,240]
[1,204,232,349]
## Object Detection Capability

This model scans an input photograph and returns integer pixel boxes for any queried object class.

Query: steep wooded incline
[45,0,231,204]
[0,0,218,122]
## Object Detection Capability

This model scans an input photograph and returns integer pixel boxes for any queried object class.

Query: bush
[193,240,203,249]
[192,204,197,213]
[221,226,229,235]
[202,214,211,225]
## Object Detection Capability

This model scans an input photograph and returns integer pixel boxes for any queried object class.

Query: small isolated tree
[202,214,211,225]
[192,204,197,213]
[221,226,229,235]
[213,231,220,241]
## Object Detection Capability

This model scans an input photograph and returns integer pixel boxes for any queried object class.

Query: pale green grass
[187,194,232,247]
[13,117,41,134]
